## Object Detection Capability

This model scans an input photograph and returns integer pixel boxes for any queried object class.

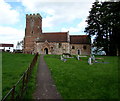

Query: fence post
[21,73,25,96]
[11,86,15,100]
[26,69,29,85]
[23,73,25,86]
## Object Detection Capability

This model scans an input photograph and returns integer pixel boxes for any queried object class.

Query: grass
[44,55,119,99]
[0,52,2,100]
[24,56,39,99]
[2,52,34,98]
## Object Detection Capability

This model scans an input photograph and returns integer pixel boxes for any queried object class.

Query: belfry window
[38,26,40,28]
[31,31,34,34]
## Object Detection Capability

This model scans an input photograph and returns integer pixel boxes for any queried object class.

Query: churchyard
[2,52,119,99]
[44,55,119,99]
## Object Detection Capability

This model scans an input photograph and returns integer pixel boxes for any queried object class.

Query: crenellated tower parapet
[26,13,42,19]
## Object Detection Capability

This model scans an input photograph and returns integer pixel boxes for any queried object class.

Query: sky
[0,0,113,49]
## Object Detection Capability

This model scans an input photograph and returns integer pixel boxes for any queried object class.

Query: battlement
[26,13,42,19]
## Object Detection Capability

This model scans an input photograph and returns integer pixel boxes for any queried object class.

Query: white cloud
[0,26,24,48]
[4,0,21,2]
[21,0,94,2]
[0,0,20,25]
[20,0,93,28]
[5,0,117,2]
[61,19,87,35]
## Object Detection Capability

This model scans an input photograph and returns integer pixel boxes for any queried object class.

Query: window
[38,26,40,28]
[51,47,53,50]
[30,19,34,28]
[77,49,81,55]
[78,50,80,55]
[72,46,75,49]
[83,45,87,50]
[59,43,62,48]
[31,31,34,34]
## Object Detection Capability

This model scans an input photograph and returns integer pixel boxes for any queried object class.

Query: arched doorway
[44,48,48,54]
[77,49,81,55]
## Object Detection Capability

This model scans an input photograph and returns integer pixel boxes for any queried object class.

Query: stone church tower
[23,13,42,53]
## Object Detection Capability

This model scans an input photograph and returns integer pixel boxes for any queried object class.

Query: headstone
[77,55,80,60]
[88,57,92,65]
[60,55,67,62]
[92,55,95,62]
[60,55,63,61]
[32,51,34,55]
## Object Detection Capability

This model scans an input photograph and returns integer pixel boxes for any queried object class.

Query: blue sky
[0,0,105,49]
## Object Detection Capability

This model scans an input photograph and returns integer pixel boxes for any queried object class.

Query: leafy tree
[85,1,120,56]
[16,40,23,50]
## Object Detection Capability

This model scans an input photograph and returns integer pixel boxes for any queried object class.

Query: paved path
[33,55,62,100]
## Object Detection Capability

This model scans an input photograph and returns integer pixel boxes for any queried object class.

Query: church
[23,13,91,55]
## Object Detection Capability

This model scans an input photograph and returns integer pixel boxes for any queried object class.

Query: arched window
[31,31,34,34]
[77,49,81,55]
[51,47,53,50]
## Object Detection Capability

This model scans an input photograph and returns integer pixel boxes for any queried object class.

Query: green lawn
[24,56,39,99]
[44,55,119,99]
[2,52,35,98]
[0,52,2,100]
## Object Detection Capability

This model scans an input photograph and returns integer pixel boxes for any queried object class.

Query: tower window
[38,26,40,28]
[31,31,34,34]
[30,19,34,28]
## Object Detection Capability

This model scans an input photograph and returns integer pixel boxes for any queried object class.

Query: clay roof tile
[70,35,90,44]
[39,32,68,42]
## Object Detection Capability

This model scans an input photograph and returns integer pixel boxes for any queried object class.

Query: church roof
[0,43,14,47]
[39,32,68,42]
[36,33,90,44]
[70,35,90,44]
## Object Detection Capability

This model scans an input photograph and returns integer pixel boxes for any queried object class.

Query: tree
[16,40,23,50]
[85,1,120,56]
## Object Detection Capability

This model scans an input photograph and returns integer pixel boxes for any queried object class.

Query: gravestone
[92,55,95,62]
[88,57,92,65]
[60,55,63,61]
[77,55,80,60]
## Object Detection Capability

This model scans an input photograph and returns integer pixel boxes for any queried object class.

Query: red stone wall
[23,14,42,53]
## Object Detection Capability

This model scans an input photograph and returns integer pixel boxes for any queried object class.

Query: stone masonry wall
[35,42,70,55]
[70,44,91,55]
